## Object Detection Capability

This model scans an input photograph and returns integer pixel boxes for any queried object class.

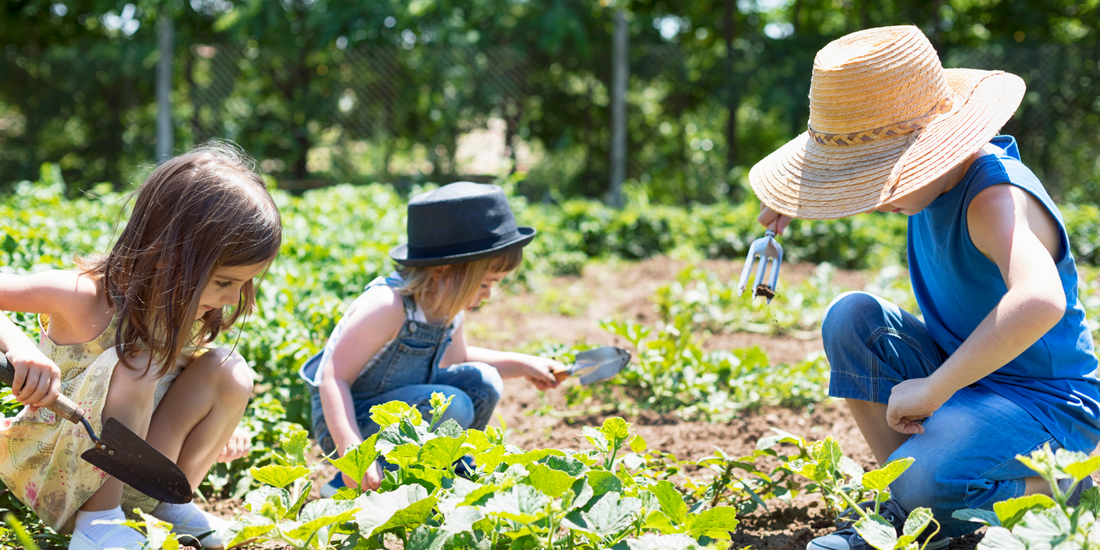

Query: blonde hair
[397,247,524,322]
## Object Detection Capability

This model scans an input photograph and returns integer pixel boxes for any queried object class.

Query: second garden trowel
[0,354,193,504]
[553,346,631,385]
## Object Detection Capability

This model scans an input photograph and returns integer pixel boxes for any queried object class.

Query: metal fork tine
[737,229,783,304]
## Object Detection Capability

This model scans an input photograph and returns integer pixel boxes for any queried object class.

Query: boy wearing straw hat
[750,26,1100,550]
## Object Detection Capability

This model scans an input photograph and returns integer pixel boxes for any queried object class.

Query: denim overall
[300,277,503,456]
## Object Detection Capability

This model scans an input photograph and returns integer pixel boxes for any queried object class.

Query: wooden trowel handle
[0,353,87,424]
[552,366,570,383]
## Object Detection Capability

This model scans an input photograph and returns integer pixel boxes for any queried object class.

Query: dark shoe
[1064,475,1095,506]
[808,499,949,550]
[454,456,476,479]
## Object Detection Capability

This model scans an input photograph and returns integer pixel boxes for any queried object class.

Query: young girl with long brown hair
[300,181,562,495]
[0,142,282,550]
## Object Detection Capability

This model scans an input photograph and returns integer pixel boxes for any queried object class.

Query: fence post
[156,13,174,163]
[608,9,628,208]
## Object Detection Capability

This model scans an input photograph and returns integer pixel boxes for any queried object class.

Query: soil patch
[214,256,1092,549]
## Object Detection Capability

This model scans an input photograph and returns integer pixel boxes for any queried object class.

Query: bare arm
[887,184,1067,433]
[0,270,106,411]
[316,287,405,456]
[449,326,561,391]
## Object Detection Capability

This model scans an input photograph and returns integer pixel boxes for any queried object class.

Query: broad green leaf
[244,486,290,522]
[685,506,739,540]
[418,435,468,470]
[642,510,680,534]
[286,499,359,543]
[526,463,577,498]
[756,428,806,451]
[354,484,438,538]
[371,401,422,427]
[1064,456,1100,482]
[440,506,483,534]
[898,506,932,546]
[434,419,464,438]
[785,458,824,482]
[862,457,914,492]
[648,480,687,525]
[583,426,610,453]
[952,508,1001,527]
[977,526,1026,550]
[544,454,588,477]
[385,442,423,469]
[463,430,495,455]
[993,494,1056,529]
[250,464,310,489]
[473,445,506,473]
[587,470,623,496]
[625,533,701,550]
[329,434,380,487]
[811,437,844,473]
[223,515,276,549]
[404,465,447,492]
[483,484,550,524]
[581,492,641,537]
[500,448,559,467]
[1012,508,1069,546]
[853,516,897,550]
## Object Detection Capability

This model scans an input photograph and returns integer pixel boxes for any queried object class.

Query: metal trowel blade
[573,346,631,385]
[81,418,194,504]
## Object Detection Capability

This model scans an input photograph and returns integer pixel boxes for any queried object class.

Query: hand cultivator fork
[737,229,783,304]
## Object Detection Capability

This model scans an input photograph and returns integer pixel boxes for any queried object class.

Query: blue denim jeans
[302,281,503,457]
[822,291,1061,538]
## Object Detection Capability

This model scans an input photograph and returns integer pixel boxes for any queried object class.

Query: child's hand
[887,377,948,435]
[524,357,564,391]
[342,459,384,492]
[216,426,252,463]
[6,346,61,413]
[757,204,793,236]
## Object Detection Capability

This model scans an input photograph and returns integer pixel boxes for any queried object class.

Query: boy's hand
[216,426,252,463]
[524,357,563,391]
[886,377,948,435]
[342,459,384,492]
[6,346,61,413]
[757,204,793,236]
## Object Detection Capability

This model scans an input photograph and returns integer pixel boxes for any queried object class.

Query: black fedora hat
[389,182,537,267]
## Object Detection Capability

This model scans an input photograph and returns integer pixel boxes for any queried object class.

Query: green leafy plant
[785,436,939,550]
[952,444,1100,549]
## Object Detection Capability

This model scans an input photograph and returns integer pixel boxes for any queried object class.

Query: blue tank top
[909,135,1100,453]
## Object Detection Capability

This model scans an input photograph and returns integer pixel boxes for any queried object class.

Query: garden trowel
[552,346,631,385]
[0,354,193,504]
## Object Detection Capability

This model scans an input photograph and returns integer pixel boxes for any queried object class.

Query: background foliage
[2,0,1098,204]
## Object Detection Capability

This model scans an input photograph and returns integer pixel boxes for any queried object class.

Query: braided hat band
[807,96,954,147]
[748,26,1025,220]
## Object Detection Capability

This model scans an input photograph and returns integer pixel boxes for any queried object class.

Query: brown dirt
[204,256,1093,550]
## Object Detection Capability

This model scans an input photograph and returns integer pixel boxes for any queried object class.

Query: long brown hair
[397,247,524,323]
[79,141,282,378]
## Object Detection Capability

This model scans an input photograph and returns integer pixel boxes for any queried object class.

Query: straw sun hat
[749,25,1026,220]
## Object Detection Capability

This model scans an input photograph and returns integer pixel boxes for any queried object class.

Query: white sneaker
[69,526,147,550]
[158,507,228,549]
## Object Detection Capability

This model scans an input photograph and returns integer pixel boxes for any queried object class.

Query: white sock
[151,501,224,531]
[74,507,145,547]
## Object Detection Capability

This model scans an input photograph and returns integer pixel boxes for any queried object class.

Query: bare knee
[191,348,254,401]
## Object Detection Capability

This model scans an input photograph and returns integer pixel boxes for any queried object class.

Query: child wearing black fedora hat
[750,26,1099,550]
[300,181,563,495]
